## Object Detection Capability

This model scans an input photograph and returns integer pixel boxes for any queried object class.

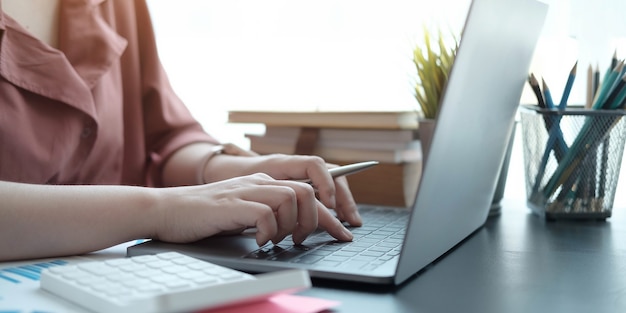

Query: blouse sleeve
[129,0,220,187]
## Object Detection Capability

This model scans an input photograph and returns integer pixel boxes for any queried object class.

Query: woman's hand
[204,153,363,228]
[250,154,362,223]
[156,172,355,246]
[0,149,362,261]
[163,144,363,245]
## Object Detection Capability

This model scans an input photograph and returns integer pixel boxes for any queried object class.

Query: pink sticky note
[197,294,340,313]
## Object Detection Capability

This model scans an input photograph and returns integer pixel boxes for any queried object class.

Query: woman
[0,0,361,261]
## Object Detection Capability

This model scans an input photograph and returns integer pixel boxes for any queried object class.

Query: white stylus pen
[328,161,379,178]
[300,161,379,184]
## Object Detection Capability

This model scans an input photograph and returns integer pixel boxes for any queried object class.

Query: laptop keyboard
[243,206,410,271]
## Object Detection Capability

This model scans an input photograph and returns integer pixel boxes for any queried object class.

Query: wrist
[196,145,227,184]
[198,143,257,184]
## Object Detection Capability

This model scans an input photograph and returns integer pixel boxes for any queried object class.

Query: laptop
[128,0,548,285]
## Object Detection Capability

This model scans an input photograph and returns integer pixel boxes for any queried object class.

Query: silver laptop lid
[395,0,547,284]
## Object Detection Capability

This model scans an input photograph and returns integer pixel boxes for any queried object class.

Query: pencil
[586,64,593,109]
[559,61,577,109]
[593,61,623,109]
[603,73,626,109]
[528,73,545,108]
[542,78,555,109]
[611,49,618,68]
[593,64,600,98]
[545,77,569,158]
[543,76,568,160]
[536,66,579,197]
[542,106,624,198]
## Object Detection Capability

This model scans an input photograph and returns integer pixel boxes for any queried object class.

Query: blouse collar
[0,0,127,118]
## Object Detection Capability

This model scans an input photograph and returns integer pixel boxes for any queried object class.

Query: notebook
[128,0,548,285]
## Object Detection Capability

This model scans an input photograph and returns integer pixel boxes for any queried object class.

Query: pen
[328,161,379,178]
[299,161,379,184]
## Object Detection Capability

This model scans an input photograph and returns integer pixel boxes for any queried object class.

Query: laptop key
[360,251,384,258]
[313,260,341,268]
[292,255,324,264]
[316,243,345,252]
[361,264,381,271]
[350,255,377,262]
[321,255,350,263]
[339,260,369,270]
[340,246,366,253]
[369,246,392,253]
[376,241,400,248]
[306,249,332,257]
[241,206,411,268]
[331,251,358,258]
[244,247,280,260]
[269,247,311,262]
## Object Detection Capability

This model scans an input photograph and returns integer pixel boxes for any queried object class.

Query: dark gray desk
[302,198,626,313]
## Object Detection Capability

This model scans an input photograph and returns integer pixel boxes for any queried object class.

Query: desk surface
[300,132,626,313]
[4,131,626,313]
[302,198,626,313]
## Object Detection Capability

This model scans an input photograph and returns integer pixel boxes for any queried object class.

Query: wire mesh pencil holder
[519,105,626,220]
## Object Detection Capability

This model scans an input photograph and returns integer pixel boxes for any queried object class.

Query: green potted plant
[412,27,515,216]
[412,26,458,164]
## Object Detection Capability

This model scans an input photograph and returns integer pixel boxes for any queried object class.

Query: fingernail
[291,231,305,245]
[341,227,353,241]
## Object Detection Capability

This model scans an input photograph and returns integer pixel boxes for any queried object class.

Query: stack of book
[228,110,423,207]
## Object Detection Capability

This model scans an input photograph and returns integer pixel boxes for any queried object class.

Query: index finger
[332,175,362,227]
[305,161,337,209]
[271,180,319,245]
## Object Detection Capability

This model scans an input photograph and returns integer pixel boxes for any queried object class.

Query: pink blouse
[0,0,217,186]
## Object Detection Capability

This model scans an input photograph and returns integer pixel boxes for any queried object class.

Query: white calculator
[40,252,311,313]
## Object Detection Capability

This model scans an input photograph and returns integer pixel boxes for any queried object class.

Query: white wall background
[146,0,626,148]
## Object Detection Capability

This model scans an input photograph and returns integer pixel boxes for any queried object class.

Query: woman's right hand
[154,173,354,246]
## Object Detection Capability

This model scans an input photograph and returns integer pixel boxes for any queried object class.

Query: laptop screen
[395,0,547,284]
